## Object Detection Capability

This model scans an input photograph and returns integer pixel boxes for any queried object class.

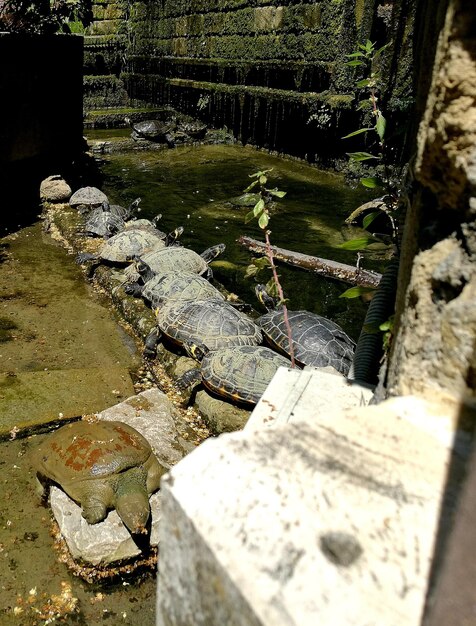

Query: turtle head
[115,469,151,535]
[200,243,226,263]
[165,226,184,246]
[183,341,209,361]
[255,284,278,312]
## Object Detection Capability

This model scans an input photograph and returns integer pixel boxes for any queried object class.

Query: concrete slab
[246,366,374,430]
[156,395,468,626]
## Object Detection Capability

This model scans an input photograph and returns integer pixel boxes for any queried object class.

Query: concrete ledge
[156,394,467,626]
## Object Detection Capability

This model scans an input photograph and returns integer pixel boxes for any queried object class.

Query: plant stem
[264,229,296,368]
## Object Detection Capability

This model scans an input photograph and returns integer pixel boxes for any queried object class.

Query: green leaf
[356,100,372,111]
[379,319,393,332]
[374,42,391,58]
[266,189,286,198]
[342,127,373,139]
[259,175,267,185]
[253,256,271,270]
[249,168,273,179]
[244,210,256,224]
[339,286,376,299]
[376,112,386,141]
[362,211,381,229]
[345,60,364,67]
[253,198,265,216]
[360,177,380,189]
[356,78,371,88]
[243,179,259,193]
[258,212,269,229]
[346,51,365,58]
[244,264,259,278]
[346,151,379,162]
[338,236,377,250]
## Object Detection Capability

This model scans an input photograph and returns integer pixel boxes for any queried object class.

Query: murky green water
[95,142,375,339]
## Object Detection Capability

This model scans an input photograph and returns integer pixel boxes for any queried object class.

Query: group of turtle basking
[33,184,357,540]
[70,185,356,407]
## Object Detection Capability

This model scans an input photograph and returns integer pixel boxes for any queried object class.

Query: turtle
[176,342,291,406]
[123,242,225,284]
[125,270,225,307]
[255,284,356,376]
[34,420,167,535]
[177,120,207,140]
[109,197,142,221]
[76,224,183,265]
[143,297,262,359]
[125,117,177,147]
[83,204,126,238]
[69,186,109,215]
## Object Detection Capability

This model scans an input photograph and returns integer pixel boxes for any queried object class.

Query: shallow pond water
[94,142,376,340]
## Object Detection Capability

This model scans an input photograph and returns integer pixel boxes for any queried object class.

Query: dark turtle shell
[258,309,355,376]
[99,227,166,263]
[136,246,209,276]
[84,207,125,238]
[70,186,108,213]
[200,345,290,404]
[132,119,176,140]
[142,271,224,306]
[159,298,262,350]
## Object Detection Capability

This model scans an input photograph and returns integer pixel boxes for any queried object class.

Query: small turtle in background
[176,342,291,406]
[69,186,109,215]
[34,420,167,535]
[125,117,177,148]
[255,284,356,376]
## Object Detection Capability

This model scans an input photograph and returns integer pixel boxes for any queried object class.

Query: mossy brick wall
[82,0,129,109]
[117,0,417,163]
[80,0,417,163]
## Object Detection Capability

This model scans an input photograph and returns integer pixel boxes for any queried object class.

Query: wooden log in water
[237,236,382,288]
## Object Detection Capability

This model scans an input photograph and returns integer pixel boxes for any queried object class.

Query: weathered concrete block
[156,395,467,626]
[246,366,374,430]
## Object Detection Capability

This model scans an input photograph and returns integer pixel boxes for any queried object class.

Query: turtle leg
[80,481,115,524]
[143,326,162,359]
[124,282,144,298]
[175,368,202,406]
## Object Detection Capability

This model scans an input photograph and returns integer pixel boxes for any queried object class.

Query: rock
[49,389,188,567]
[40,175,72,203]
[51,488,160,566]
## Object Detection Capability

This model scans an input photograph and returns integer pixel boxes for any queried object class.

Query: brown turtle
[34,420,166,534]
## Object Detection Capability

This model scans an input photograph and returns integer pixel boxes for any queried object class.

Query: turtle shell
[258,310,355,376]
[85,208,125,238]
[34,420,154,485]
[132,119,176,139]
[99,227,166,263]
[137,246,209,276]
[159,298,262,350]
[143,271,224,306]
[70,186,108,213]
[200,345,291,404]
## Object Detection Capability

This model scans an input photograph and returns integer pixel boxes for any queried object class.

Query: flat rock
[49,388,188,566]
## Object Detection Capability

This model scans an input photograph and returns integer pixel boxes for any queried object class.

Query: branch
[237,236,382,288]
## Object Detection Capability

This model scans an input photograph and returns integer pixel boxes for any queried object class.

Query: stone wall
[387,0,476,403]
[81,0,418,165]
